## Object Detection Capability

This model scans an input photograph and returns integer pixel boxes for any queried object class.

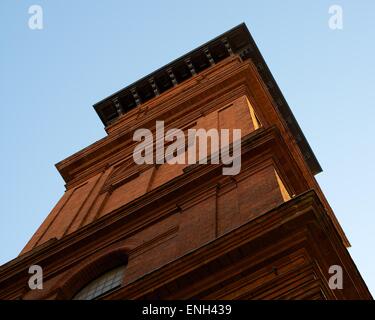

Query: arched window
[73,265,125,300]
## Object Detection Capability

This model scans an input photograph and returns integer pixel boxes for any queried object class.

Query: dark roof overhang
[93,23,322,175]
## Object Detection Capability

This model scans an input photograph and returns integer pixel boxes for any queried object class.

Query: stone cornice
[105,190,371,300]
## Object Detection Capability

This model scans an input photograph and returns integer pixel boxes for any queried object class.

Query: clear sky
[1,0,374,295]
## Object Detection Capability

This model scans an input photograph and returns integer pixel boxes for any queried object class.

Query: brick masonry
[0,40,371,300]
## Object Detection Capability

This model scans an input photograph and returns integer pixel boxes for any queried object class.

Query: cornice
[90,23,321,175]
[56,44,321,187]
[102,190,331,299]
[106,190,371,300]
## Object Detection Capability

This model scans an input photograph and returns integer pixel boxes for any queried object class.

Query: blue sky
[0,0,374,295]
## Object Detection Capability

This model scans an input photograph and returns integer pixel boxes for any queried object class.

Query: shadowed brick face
[0,24,371,300]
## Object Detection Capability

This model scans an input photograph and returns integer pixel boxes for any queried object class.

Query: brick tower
[0,23,371,300]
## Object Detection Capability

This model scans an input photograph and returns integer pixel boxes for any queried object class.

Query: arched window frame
[73,265,126,300]
[57,247,128,300]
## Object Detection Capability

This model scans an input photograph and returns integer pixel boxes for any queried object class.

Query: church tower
[0,23,371,300]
